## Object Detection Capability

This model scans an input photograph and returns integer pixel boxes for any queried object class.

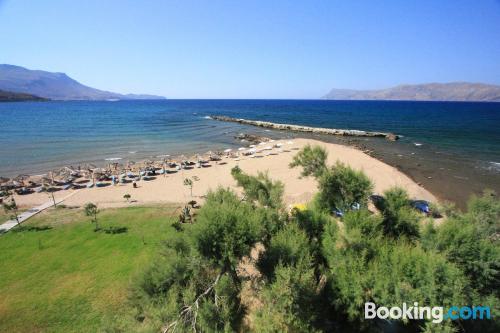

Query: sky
[0,0,499,99]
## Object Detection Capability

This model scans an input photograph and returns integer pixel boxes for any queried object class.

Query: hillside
[323,82,500,102]
[0,64,165,101]
[0,89,47,102]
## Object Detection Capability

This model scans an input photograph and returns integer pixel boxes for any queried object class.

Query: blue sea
[0,99,499,204]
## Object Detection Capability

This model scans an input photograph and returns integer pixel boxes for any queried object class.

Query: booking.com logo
[365,302,491,323]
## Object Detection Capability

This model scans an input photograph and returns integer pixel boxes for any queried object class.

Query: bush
[130,230,244,332]
[257,223,312,280]
[317,162,373,213]
[379,187,420,239]
[231,166,284,209]
[289,144,328,178]
[292,197,334,240]
[322,237,468,329]
[193,188,264,270]
[252,264,320,333]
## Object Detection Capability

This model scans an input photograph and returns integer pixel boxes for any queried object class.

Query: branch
[163,273,222,333]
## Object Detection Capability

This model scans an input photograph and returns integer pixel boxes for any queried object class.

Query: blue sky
[1,0,499,98]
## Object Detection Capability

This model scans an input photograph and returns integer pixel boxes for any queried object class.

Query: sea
[1,99,499,207]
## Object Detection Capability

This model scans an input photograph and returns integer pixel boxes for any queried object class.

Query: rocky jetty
[210,116,399,141]
[234,133,270,144]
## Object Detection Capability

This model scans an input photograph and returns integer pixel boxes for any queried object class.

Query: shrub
[193,188,263,271]
[289,144,328,178]
[317,162,373,213]
[257,223,312,280]
[231,166,284,209]
[379,187,420,239]
[252,264,320,333]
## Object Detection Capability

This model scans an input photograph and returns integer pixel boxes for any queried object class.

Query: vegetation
[0,89,48,102]
[0,205,176,333]
[2,193,20,225]
[84,202,99,231]
[289,143,328,178]
[378,186,421,239]
[113,145,499,332]
[316,161,373,213]
[1,145,498,332]
[183,178,194,197]
[123,193,131,202]
[43,184,57,207]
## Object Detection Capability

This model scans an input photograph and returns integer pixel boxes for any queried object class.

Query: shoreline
[8,138,436,211]
[2,129,496,211]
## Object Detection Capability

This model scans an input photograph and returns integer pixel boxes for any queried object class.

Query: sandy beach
[11,138,436,210]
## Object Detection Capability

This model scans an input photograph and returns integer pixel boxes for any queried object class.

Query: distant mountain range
[323,82,500,102]
[0,64,165,101]
[0,89,47,102]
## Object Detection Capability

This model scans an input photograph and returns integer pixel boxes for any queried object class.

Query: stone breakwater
[210,115,399,141]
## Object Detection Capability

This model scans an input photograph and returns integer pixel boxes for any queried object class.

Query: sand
[12,138,436,209]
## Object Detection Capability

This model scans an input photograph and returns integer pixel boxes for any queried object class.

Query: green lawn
[0,204,180,333]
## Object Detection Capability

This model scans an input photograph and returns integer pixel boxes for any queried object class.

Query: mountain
[0,89,48,102]
[0,64,165,101]
[323,82,500,102]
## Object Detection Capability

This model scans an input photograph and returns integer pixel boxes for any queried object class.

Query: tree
[123,193,131,203]
[84,202,99,231]
[193,188,263,274]
[289,144,328,178]
[253,264,320,332]
[379,187,420,239]
[129,189,262,332]
[43,184,57,207]
[231,166,284,209]
[183,178,193,197]
[322,232,468,330]
[121,154,500,333]
[426,192,500,299]
[257,222,312,280]
[317,162,373,213]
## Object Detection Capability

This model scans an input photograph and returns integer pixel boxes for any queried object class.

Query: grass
[0,204,182,333]
[0,208,19,224]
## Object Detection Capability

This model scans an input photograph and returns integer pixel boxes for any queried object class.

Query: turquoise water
[0,100,499,178]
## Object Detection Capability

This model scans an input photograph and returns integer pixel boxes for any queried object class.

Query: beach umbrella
[287,141,294,145]
[269,139,275,143]
[238,147,246,151]
[224,148,232,153]
[275,143,283,147]
[249,144,256,148]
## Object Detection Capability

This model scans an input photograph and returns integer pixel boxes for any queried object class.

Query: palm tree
[84,203,99,231]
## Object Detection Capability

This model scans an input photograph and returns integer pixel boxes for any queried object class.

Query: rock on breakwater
[210,115,399,141]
